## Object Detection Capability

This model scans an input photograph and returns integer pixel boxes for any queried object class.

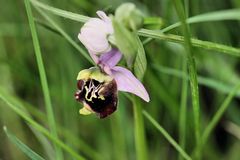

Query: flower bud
[115,3,144,31]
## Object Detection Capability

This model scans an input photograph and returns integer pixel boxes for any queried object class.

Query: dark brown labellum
[75,78,118,118]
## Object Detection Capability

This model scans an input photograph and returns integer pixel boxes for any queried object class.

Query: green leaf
[162,9,240,32]
[112,18,138,67]
[30,0,89,23]
[134,35,147,80]
[3,126,46,160]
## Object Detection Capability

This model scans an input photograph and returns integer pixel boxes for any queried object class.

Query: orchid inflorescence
[75,10,149,118]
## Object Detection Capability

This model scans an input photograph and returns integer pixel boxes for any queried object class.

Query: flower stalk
[133,97,148,160]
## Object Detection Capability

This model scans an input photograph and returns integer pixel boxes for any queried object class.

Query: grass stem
[178,57,188,160]
[143,110,192,160]
[24,0,63,159]
[133,97,148,160]
[201,82,240,148]
[173,0,201,159]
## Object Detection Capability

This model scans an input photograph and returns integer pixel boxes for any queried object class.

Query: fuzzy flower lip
[78,11,113,55]
[75,68,118,118]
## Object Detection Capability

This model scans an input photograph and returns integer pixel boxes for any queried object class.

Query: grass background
[0,0,240,159]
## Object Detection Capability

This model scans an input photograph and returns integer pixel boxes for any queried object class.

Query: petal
[84,18,113,34]
[78,28,111,53]
[78,17,113,54]
[96,11,111,23]
[111,66,150,102]
[99,48,122,68]
[88,50,99,64]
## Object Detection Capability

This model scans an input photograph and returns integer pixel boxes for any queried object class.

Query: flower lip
[75,67,118,118]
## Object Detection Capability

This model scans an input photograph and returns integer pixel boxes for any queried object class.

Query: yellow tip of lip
[79,107,92,115]
[79,103,94,115]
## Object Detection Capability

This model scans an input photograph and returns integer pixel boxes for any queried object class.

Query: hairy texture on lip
[75,78,118,118]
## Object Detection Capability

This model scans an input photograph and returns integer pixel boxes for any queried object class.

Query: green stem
[138,29,240,57]
[30,0,89,22]
[179,1,189,158]
[178,57,188,160]
[173,0,201,159]
[143,110,192,160]
[133,97,148,160]
[110,114,127,160]
[24,0,63,159]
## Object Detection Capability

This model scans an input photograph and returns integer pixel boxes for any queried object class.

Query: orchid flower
[76,11,149,118]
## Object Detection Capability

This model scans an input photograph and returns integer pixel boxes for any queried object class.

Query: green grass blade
[143,111,192,160]
[178,57,188,160]
[162,9,240,32]
[24,0,63,159]
[34,7,94,65]
[34,18,62,36]
[30,0,89,23]
[0,91,86,160]
[3,126,46,160]
[138,29,240,57]
[201,82,240,147]
[153,64,240,97]
[146,9,240,44]
[173,1,201,158]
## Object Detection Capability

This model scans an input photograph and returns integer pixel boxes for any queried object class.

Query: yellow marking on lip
[77,67,113,82]
[98,95,105,100]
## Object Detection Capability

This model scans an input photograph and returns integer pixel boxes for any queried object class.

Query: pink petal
[78,16,113,54]
[84,18,113,34]
[88,50,99,64]
[99,48,122,68]
[78,27,111,53]
[96,11,111,23]
[111,66,150,102]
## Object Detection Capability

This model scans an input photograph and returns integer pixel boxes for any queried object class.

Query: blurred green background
[1,0,240,160]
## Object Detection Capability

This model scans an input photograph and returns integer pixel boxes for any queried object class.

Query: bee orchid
[76,11,149,118]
